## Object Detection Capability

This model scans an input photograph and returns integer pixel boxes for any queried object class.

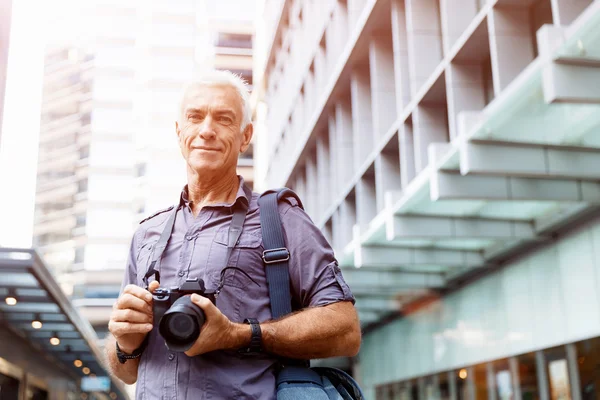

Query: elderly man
[105,70,361,399]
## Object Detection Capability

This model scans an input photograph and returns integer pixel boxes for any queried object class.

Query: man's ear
[240,123,253,153]
[175,121,181,138]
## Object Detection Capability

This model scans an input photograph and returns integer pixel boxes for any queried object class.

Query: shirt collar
[180,175,251,210]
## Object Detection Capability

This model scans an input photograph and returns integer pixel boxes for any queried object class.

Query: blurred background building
[0,0,12,148]
[253,0,600,399]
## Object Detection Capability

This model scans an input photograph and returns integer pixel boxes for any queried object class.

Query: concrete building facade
[253,0,600,398]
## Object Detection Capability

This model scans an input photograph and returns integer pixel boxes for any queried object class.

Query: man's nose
[198,116,217,139]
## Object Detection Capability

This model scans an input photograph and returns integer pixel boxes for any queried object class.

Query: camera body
[151,278,216,352]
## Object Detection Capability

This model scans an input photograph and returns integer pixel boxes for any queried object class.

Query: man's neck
[187,172,240,217]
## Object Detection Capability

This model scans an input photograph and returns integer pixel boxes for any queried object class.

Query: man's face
[176,84,252,176]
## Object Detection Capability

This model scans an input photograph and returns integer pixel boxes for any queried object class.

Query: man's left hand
[184,293,247,357]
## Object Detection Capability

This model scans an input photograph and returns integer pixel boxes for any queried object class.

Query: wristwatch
[239,318,262,355]
[116,337,148,364]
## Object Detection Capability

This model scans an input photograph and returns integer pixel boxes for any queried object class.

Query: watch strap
[239,318,262,355]
[116,336,148,364]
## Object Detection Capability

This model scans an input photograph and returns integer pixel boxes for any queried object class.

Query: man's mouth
[192,146,220,152]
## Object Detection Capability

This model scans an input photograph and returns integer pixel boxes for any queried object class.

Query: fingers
[115,293,153,314]
[108,321,153,338]
[148,280,160,293]
[190,294,219,318]
[112,308,152,324]
[123,284,153,303]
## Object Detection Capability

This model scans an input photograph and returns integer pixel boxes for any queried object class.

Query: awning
[0,247,128,399]
[336,1,600,327]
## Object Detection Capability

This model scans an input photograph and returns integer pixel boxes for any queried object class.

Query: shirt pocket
[136,240,157,287]
[207,227,262,322]
[209,226,263,288]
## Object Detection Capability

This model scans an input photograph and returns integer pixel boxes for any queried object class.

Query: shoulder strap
[258,188,303,319]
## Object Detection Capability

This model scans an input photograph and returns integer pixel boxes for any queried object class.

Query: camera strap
[143,184,252,287]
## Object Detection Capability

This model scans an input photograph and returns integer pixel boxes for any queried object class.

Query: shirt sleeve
[280,203,355,309]
[120,229,141,294]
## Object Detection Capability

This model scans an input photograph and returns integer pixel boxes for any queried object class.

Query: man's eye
[189,115,203,121]
[218,116,232,124]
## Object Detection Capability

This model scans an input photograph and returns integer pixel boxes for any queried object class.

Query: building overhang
[335,2,600,328]
[0,248,129,399]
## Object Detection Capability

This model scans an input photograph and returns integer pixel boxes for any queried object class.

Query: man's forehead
[182,84,240,109]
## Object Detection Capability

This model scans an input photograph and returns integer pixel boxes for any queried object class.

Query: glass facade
[376,337,600,400]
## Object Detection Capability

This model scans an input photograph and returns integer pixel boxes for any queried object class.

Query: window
[545,346,573,400]
[215,32,252,49]
[77,179,88,193]
[577,337,600,400]
[0,372,19,400]
[135,162,147,177]
[517,352,541,400]
[74,247,85,263]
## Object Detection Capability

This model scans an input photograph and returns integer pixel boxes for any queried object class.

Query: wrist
[117,342,137,355]
[226,322,252,350]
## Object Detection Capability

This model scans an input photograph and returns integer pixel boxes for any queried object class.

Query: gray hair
[179,70,252,130]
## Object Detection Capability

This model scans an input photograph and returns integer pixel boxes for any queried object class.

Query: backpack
[258,189,365,400]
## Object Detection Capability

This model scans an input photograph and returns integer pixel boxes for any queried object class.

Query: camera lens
[165,313,195,339]
[158,296,205,352]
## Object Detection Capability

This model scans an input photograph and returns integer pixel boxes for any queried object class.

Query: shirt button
[178,271,185,277]
[168,353,175,361]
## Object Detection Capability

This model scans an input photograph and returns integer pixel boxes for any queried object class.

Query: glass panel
[474,364,489,400]
[518,352,540,400]
[0,372,20,400]
[26,386,48,400]
[455,369,468,400]
[575,337,600,400]
[439,372,451,400]
[545,346,572,400]
[493,359,513,400]
[425,376,439,400]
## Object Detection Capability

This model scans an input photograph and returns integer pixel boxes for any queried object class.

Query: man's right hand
[108,281,159,354]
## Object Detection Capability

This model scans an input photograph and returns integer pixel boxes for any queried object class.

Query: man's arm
[105,334,141,385]
[260,300,360,359]
[185,295,361,358]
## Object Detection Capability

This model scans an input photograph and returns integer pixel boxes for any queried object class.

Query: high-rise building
[34,0,256,341]
[34,42,136,339]
[0,0,13,146]
[254,0,600,398]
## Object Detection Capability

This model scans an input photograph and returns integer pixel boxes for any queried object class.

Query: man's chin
[188,162,224,176]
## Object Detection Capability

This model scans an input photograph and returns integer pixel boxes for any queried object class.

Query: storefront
[375,336,600,400]
[0,248,128,400]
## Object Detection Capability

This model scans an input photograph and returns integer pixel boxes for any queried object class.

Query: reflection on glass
[494,359,513,400]
[439,372,451,400]
[496,370,513,400]
[425,377,439,400]
[576,337,600,400]
[455,369,467,400]
[474,364,489,400]
[549,359,572,400]
[518,352,540,400]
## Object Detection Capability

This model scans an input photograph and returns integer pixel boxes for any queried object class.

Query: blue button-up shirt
[120,177,355,399]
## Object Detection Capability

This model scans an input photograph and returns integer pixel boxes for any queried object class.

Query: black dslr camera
[152,278,217,352]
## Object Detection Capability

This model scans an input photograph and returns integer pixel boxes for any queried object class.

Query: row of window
[376,336,600,400]
[0,371,48,400]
